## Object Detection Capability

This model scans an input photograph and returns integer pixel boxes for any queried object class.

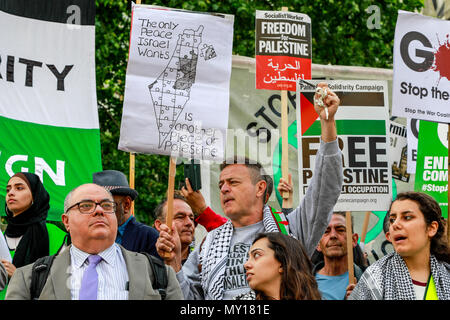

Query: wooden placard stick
[281,6,290,206]
[346,211,355,284]
[360,211,371,244]
[281,89,290,206]
[131,0,141,217]
[165,156,177,258]
[129,152,135,216]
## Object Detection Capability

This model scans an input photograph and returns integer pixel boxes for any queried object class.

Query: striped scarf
[349,252,450,300]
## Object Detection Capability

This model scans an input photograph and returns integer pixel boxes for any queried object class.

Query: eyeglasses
[65,200,116,214]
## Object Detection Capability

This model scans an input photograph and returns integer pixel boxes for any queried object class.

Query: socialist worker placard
[255,11,311,91]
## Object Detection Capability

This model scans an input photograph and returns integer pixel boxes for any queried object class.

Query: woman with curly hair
[348,192,450,300]
[235,232,321,300]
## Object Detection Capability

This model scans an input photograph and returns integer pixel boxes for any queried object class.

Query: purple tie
[79,255,103,300]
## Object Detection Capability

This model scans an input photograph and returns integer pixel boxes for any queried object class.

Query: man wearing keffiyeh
[157,82,344,300]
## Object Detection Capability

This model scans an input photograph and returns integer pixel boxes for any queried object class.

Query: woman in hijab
[348,192,450,300]
[0,172,67,299]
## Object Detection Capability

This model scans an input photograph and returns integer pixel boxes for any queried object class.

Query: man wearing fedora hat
[93,170,160,258]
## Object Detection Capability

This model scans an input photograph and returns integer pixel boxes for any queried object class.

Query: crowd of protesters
[0,83,448,300]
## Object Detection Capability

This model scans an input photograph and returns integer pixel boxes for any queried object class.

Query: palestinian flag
[0,0,101,221]
[296,80,392,212]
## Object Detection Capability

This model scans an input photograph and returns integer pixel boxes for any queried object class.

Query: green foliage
[95,0,423,225]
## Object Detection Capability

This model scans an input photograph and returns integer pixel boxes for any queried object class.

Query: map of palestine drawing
[149,25,216,147]
[119,4,234,161]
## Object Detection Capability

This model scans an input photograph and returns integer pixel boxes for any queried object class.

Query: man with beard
[154,192,195,265]
[313,212,363,300]
[93,170,160,258]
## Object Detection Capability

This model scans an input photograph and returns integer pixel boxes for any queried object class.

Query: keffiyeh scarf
[349,252,450,300]
[199,205,291,300]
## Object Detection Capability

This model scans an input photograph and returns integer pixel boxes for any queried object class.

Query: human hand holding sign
[314,82,340,142]
[0,260,16,278]
[156,223,182,272]
[278,173,293,209]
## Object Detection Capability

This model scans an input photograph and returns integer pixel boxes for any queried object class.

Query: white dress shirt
[69,243,129,300]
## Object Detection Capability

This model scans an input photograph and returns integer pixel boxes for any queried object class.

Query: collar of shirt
[71,243,119,269]
[118,216,133,238]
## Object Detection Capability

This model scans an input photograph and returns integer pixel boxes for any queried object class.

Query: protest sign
[0,232,11,262]
[119,4,234,162]
[196,59,397,258]
[0,0,101,221]
[390,121,410,182]
[392,10,450,122]
[414,120,448,218]
[406,118,419,174]
[296,80,392,211]
[255,9,311,204]
[255,10,311,91]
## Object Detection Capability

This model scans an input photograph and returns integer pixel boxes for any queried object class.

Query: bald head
[62,183,117,254]
[64,183,113,213]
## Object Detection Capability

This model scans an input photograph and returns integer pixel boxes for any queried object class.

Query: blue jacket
[121,216,160,259]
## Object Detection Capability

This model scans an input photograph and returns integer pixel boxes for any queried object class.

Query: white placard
[297,80,392,211]
[0,232,11,263]
[389,121,410,182]
[392,10,450,122]
[406,118,419,174]
[119,5,234,161]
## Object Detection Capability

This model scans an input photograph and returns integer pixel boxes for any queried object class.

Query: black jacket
[121,216,160,259]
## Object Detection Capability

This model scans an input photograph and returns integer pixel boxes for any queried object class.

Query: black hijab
[4,172,50,268]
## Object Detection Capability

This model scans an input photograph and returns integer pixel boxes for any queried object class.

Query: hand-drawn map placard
[119,4,234,161]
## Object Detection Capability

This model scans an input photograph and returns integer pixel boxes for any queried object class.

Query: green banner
[414,120,448,218]
[0,116,102,221]
[0,1,100,222]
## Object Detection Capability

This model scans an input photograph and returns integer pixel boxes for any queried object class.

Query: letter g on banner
[400,31,434,72]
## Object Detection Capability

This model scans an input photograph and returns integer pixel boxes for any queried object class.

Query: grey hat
[93,170,138,200]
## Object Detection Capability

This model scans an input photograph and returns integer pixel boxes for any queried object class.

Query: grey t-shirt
[223,221,264,300]
[176,139,343,300]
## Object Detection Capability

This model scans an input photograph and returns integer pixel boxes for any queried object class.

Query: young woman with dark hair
[235,232,321,300]
[349,192,450,300]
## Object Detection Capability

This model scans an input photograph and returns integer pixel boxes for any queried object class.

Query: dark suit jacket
[121,216,160,259]
[5,245,183,300]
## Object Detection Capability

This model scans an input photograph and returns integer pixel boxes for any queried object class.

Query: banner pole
[131,0,141,218]
[164,156,177,258]
[129,153,135,216]
[360,211,371,244]
[281,6,290,207]
[346,211,355,284]
[281,89,290,206]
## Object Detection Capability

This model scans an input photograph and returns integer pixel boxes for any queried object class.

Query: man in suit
[93,170,160,258]
[5,183,182,300]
